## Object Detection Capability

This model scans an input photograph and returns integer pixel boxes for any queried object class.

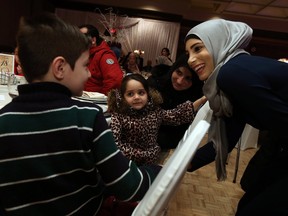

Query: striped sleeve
[92,112,161,201]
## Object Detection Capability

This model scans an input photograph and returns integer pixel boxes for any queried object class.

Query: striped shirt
[0,82,160,215]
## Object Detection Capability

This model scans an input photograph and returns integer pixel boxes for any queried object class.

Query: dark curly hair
[108,74,163,114]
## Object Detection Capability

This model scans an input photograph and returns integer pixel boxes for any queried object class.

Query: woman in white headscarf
[185,19,288,215]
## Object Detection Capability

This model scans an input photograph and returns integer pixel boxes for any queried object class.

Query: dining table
[73,92,110,125]
[0,85,111,124]
[0,84,12,109]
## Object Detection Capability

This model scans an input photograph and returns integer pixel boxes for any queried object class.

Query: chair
[233,124,259,183]
[131,119,210,216]
[189,101,212,130]
[192,102,258,184]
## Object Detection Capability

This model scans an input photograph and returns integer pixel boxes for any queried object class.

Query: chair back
[132,119,210,216]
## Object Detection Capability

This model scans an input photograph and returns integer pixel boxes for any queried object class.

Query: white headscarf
[185,19,253,180]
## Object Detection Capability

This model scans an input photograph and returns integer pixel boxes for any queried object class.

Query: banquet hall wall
[0,0,287,60]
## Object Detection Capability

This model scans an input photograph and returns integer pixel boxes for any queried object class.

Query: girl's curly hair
[107,74,163,114]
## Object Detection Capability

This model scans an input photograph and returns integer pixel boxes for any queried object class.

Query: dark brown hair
[120,74,149,97]
[17,13,90,82]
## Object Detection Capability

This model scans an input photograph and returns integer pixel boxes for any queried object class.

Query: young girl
[108,74,206,165]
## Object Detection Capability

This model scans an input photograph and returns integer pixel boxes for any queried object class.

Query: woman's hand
[193,96,207,112]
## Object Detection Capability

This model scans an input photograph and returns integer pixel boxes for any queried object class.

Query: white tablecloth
[0,86,112,126]
[237,124,259,150]
[0,85,12,109]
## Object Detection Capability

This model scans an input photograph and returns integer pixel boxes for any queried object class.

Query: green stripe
[0,152,95,183]
[0,107,99,133]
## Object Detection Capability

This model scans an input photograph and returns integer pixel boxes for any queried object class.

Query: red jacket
[85,41,123,95]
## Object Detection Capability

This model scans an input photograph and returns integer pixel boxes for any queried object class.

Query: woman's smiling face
[185,38,214,81]
[171,66,193,91]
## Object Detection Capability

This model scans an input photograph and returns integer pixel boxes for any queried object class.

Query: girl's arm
[161,96,206,125]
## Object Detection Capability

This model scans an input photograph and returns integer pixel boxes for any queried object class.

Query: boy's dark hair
[78,24,103,45]
[17,13,90,83]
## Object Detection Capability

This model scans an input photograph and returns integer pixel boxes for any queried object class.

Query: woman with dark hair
[161,47,173,64]
[148,54,205,149]
[155,47,173,66]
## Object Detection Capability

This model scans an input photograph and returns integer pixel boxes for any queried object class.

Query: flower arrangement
[95,7,130,45]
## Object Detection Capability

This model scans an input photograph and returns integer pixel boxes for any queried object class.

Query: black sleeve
[189,116,245,172]
[188,141,216,171]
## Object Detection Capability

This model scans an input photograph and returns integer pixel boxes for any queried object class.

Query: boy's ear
[92,36,97,45]
[52,57,66,80]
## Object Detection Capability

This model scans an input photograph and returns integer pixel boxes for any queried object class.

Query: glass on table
[7,73,27,98]
[7,73,18,98]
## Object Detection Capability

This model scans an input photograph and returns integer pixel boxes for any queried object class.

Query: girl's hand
[193,96,207,112]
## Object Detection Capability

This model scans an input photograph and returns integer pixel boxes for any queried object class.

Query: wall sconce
[134,49,144,56]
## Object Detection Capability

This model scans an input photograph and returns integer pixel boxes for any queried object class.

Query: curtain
[55,8,180,66]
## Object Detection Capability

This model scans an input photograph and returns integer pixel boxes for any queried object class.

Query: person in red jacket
[79,24,123,95]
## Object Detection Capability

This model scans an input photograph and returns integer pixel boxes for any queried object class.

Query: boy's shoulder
[71,97,101,108]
